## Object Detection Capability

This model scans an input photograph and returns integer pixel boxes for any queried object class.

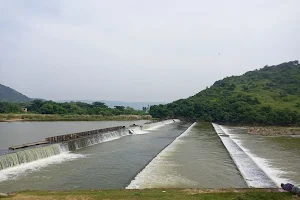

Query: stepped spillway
[212,123,277,188]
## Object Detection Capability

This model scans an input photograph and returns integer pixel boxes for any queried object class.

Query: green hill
[0,84,31,102]
[150,61,300,125]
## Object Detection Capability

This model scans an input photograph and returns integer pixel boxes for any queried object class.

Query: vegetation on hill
[150,61,300,125]
[0,84,31,102]
[0,100,148,116]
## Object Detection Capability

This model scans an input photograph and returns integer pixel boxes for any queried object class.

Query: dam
[0,120,178,171]
[1,121,298,192]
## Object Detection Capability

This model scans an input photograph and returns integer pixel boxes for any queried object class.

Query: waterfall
[0,144,63,171]
[211,123,277,188]
[0,120,179,171]
[64,129,128,151]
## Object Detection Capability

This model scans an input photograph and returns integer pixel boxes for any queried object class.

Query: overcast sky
[0,0,299,102]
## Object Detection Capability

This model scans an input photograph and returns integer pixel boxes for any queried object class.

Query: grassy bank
[0,114,152,122]
[1,189,295,200]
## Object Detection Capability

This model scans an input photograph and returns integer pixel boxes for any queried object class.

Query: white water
[127,122,196,189]
[219,125,290,187]
[129,128,149,135]
[212,123,277,188]
[0,152,85,182]
[0,120,179,183]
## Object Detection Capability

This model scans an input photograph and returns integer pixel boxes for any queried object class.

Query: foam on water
[0,119,179,183]
[126,122,196,189]
[0,152,85,182]
[220,125,291,187]
[144,124,166,131]
[212,123,277,188]
[129,127,149,135]
[142,119,178,131]
[129,129,149,135]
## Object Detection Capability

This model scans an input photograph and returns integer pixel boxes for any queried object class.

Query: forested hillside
[150,61,300,125]
[0,84,31,102]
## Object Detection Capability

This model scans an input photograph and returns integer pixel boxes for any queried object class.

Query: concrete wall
[45,126,125,143]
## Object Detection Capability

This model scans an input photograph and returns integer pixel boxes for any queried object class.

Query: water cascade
[0,144,62,170]
[63,128,128,151]
[212,123,277,188]
[127,122,196,189]
[0,120,179,171]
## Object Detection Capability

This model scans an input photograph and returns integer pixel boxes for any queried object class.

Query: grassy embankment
[0,114,152,122]
[1,189,295,200]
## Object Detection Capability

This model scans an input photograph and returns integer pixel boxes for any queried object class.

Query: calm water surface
[0,121,149,150]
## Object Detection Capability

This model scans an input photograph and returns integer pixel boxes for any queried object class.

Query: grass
[0,114,152,122]
[234,84,300,112]
[2,189,296,200]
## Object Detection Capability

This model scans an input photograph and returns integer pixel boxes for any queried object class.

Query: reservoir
[0,121,298,192]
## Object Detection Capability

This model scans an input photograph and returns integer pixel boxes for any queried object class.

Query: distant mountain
[57,100,165,110]
[0,84,31,102]
[0,84,164,109]
[150,61,300,125]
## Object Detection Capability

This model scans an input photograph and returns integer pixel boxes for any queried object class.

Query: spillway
[0,119,178,171]
[0,120,192,192]
[127,122,196,189]
[0,144,62,171]
[212,123,277,188]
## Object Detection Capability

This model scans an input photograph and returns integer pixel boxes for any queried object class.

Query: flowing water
[0,121,298,192]
[220,125,300,187]
[127,122,247,188]
[0,121,192,192]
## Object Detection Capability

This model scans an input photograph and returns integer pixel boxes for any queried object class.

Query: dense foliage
[0,100,147,116]
[150,61,300,125]
[0,84,31,102]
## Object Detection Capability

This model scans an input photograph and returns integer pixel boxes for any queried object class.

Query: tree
[92,102,108,108]
[39,103,54,114]
[114,106,125,111]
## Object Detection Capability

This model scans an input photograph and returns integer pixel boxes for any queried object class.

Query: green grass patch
[4,189,296,200]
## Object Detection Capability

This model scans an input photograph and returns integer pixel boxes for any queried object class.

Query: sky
[0,0,299,102]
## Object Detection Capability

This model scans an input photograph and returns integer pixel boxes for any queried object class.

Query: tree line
[0,100,148,116]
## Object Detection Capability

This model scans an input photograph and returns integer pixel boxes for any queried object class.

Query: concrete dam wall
[45,126,125,143]
[212,123,277,188]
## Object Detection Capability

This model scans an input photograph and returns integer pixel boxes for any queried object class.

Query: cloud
[0,0,299,101]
